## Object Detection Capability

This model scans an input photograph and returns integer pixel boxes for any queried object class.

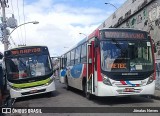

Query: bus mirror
[94,37,99,48]
[0,52,3,59]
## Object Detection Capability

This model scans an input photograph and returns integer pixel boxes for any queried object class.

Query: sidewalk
[152,90,160,100]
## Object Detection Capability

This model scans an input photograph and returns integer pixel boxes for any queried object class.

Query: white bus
[60,28,156,99]
[4,46,55,99]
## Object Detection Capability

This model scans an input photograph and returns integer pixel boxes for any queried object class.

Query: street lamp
[79,33,87,39]
[105,3,118,10]
[7,21,39,49]
[8,21,39,39]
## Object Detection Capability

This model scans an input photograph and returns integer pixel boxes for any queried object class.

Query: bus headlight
[147,74,154,85]
[102,74,112,86]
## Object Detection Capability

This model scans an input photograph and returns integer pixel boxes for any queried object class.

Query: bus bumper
[97,81,155,96]
[9,81,56,98]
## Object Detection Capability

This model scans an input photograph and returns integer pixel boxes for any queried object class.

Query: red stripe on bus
[120,81,127,85]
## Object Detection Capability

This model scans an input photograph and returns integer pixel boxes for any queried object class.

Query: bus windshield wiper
[111,38,128,55]
[111,38,122,50]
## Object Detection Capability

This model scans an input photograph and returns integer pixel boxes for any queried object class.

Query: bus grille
[21,89,46,96]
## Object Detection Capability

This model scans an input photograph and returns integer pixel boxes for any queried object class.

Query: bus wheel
[84,83,92,100]
[66,77,70,90]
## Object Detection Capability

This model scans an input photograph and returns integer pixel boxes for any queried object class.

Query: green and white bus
[4,46,55,98]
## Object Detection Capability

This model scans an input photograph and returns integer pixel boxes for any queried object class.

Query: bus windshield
[100,40,154,72]
[6,55,52,80]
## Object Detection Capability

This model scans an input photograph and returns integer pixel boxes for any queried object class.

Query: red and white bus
[60,28,156,99]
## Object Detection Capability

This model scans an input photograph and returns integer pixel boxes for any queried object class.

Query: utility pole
[0,0,9,51]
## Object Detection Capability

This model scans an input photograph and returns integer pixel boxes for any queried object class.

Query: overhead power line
[16,0,24,45]
[22,0,26,45]
[10,0,14,14]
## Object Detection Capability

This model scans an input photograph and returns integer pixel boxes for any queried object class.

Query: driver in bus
[7,59,19,79]
[8,59,18,73]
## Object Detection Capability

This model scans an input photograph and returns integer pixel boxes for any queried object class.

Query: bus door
[59,56,67,84]
[87,41,95,94]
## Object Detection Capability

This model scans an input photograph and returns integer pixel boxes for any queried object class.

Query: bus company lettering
[13,73,28,79]
[11,48,41,55]
[108,63,126,69]
[105,32,145,39]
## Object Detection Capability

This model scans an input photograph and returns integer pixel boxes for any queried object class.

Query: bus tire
[82,78,86,96]
[65,77,70,90]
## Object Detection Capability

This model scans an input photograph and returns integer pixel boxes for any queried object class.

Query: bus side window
[79,46,81,63]
[81,43,87,63]
[70,50,75,65]
[75,46,81,64]
[60,57,62,69]
[67,52,71,66]
[61,58,63,69]
[64,55,67,67]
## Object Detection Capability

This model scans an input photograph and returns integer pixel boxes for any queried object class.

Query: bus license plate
[30,89,38,93]
[125,88,134,92]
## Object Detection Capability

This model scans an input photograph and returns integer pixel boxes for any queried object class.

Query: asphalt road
[7,79,160,116]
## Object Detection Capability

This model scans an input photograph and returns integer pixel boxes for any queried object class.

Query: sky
[0,0,127,57]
